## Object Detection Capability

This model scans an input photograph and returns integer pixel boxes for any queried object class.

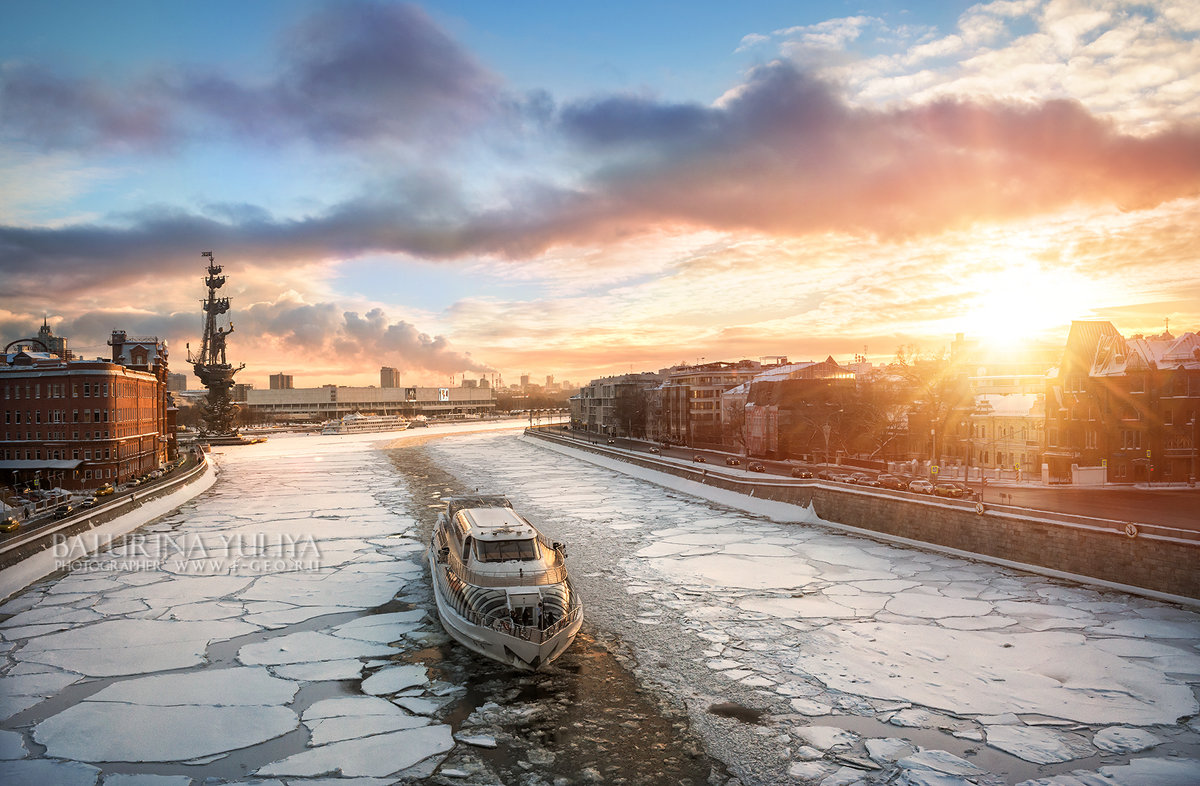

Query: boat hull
[427,546,582,671]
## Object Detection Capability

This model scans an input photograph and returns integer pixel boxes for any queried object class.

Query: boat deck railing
[436,562,582,644]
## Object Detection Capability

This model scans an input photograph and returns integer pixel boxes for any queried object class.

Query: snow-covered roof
[1092,331,1200,376]
[0,459,83,470]
[749,362,818,383]
[974,393,1043,418]
[461,507,537,541]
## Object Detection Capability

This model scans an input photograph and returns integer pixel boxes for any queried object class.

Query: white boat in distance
[321,412,409,435]
[428,496,583,671]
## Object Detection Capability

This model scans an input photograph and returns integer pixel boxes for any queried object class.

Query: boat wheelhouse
[428,496,582,671]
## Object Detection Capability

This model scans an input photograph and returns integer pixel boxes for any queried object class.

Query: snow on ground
[0,425,1197,785]
[0,424,514,784]
[426,432,1200,785]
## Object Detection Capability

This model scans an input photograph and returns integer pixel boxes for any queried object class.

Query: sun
[961,257,1098,348]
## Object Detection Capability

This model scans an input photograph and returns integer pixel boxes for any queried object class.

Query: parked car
[0,517,19,533]
[648,446,661,454]
[908,479,935,494]
[748,462,766,472]
[725,457,741,466]
[934,483,965,498]
[790,467,814,478]
[692,455,706,463]
[53,504,75,519]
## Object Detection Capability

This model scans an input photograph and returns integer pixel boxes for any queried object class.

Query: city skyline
[2,1,1199,388]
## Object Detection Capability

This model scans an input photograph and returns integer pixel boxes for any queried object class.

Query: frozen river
[1,426,1198,785]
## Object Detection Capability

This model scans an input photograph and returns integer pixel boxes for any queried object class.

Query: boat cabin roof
[458,507,538,542]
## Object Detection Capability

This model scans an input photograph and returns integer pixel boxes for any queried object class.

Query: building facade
[269,372,294,390]
[244,384,496,421]
[659,360,767,447]
[1046,321,1200,484]
[570,372,663,436]
[380,367,401,388]
[2,333,173,492]
[734,358,856,459]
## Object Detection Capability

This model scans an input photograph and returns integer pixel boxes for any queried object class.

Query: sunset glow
[1,1,1198,386]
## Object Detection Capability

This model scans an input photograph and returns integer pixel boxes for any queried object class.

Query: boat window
[475,538,539,562]
[462,535,473,563]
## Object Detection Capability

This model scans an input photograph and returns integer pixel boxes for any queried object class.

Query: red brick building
[1046,321,1200,484]
[1,331,174,492]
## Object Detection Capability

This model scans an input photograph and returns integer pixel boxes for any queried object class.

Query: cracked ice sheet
[428,433,1200,781]
[791,623,1195,724]
[18,619,258,677]
[256,725,453,778]
[0,429,467,779]
[33,669,302,763]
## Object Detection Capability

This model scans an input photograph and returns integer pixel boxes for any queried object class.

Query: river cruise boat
[321,412,409,435]
[428,496,582,670]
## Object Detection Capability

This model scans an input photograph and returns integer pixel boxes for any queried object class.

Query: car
[692,455,706,463]
[877,474,907,490]
[790,467,814,478]
[850,472,880,487]
[95,484,115,497]
[0,517,19,533]
[934,483,964,498]
[748,462,766,472]
[908,479,935,494]
[816,469,838,480]
[81,497,98,508]
[606,438,616,445]
[725,457,741,466]
[53,504,75,519]
[648,446,661,454]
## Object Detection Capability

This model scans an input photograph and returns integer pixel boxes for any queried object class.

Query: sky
[2,0,1199,389]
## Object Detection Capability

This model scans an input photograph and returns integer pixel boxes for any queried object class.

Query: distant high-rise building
[269,372,294,390]
[461,378,478,388]
[233,382,254,402]
[520,374,530,389]
[381,366,401,388]
[36,317,71,360]
[168,372,188,391]
[545,375,554,387]
[479,377,490,388]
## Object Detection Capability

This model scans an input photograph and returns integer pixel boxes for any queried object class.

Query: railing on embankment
[525,427,1200,601]
[0,451,212,572]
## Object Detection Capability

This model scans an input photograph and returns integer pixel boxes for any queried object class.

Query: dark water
[385,439,729,785]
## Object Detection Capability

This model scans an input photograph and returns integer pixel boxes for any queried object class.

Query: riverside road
[575,432,1200,532]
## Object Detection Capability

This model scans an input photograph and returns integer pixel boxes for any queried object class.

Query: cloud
[5,54,1200,299]
[5,60,1199,291]
[241,297,489,375]
[0,2,499,152]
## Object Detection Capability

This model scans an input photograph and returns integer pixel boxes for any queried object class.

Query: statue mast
[188,251,245,438]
